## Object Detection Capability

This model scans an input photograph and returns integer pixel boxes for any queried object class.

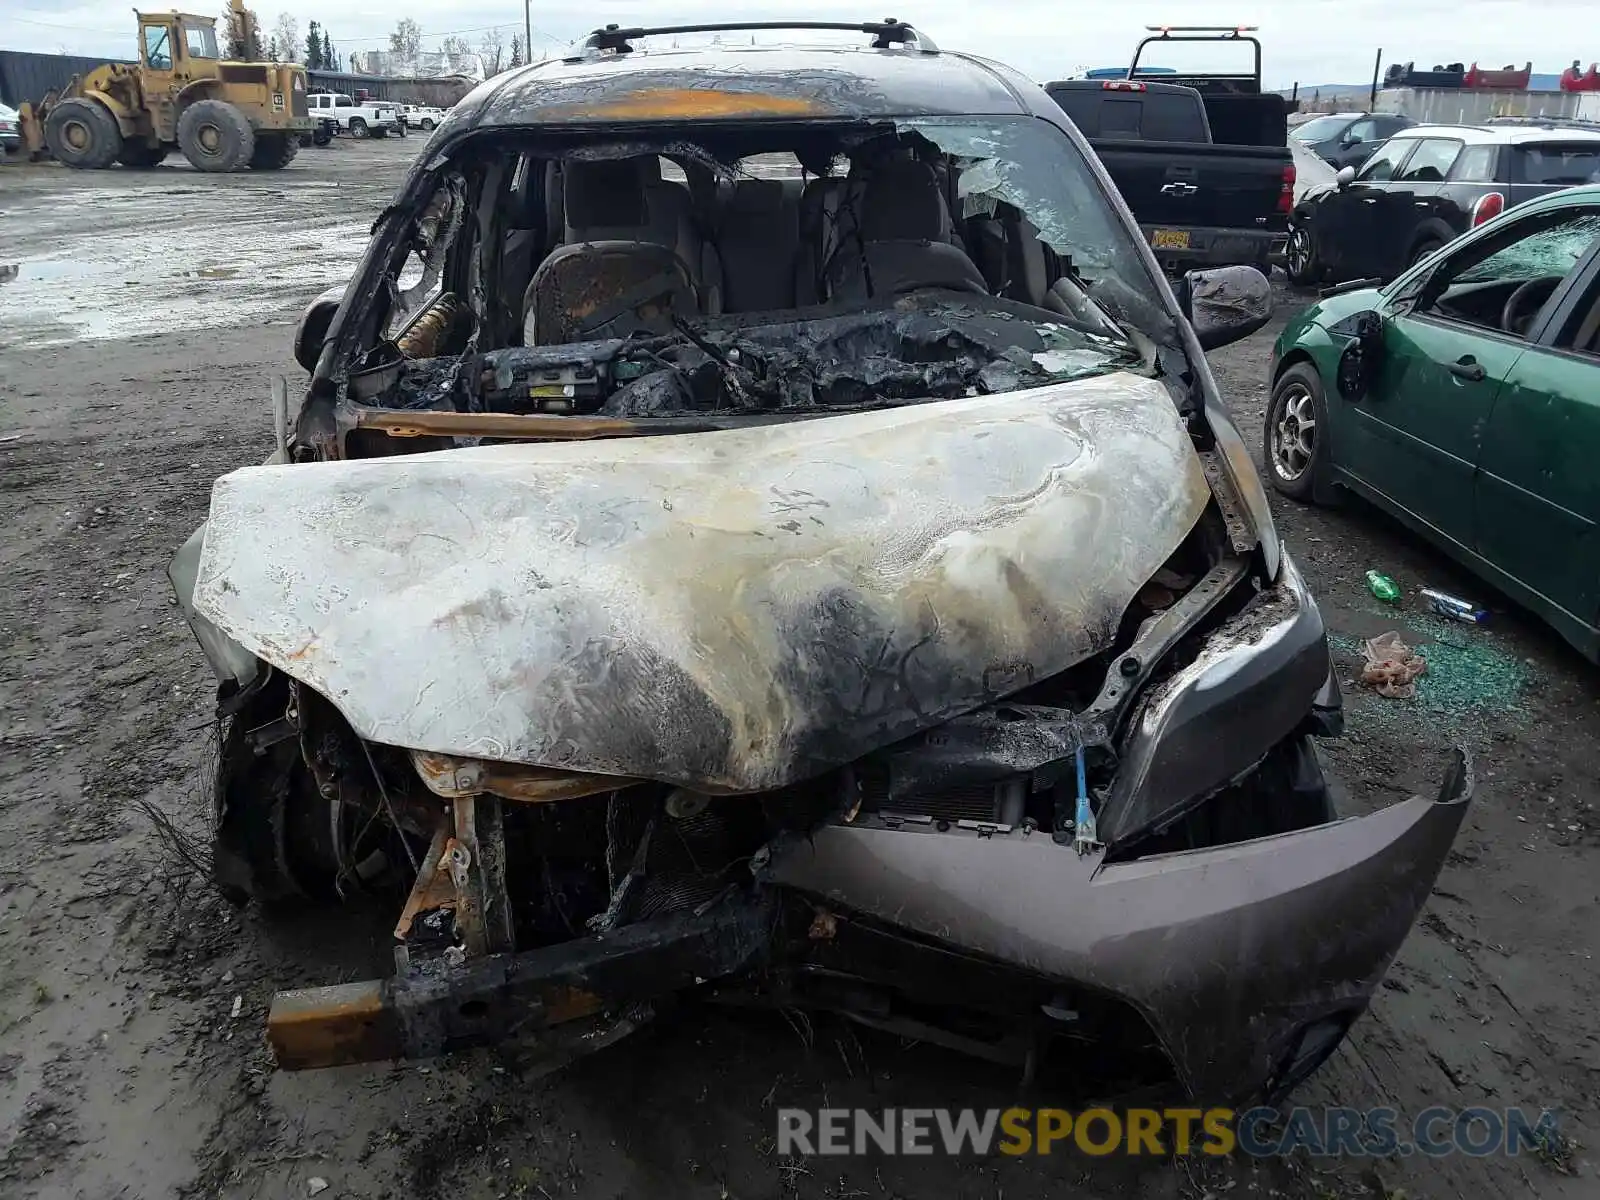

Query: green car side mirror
[1334,310,1385,401]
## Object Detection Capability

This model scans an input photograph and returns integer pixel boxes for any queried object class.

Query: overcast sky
[1,0,1563,88]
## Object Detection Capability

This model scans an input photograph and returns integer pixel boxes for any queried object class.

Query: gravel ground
[1,137,1597,1200]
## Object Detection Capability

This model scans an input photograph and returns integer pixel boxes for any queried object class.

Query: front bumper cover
[768,749,1471,1103]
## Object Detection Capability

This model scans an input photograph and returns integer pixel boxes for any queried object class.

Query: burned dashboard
[350,289,1146,422]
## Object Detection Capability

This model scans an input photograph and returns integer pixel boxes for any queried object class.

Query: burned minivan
[169,22,1471,1103]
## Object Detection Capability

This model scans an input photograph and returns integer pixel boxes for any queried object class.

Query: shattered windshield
[348,115,1164,431]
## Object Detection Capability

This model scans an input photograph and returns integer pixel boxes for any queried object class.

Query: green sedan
[1267,184,1600,659]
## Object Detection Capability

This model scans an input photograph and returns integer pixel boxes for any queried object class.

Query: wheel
[1265,363,1335,502]
[1284,222,1322,286]
[371,126,389,139]
[116,140,167,168]
[248,133,298,170]
[1408,237,1444,270]
[348,117,368,138]
[421,118,434,131]
[393,122,406,138]
[178,99,255,172]
[212,679,404,909]
[43,98,122,169]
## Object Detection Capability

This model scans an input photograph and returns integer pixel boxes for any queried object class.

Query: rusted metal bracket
[449,795,514,958]
[1197,450,1256,555]
[266,894,776,1069]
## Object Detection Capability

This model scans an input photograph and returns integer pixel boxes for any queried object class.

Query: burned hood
[192,371,1211,792]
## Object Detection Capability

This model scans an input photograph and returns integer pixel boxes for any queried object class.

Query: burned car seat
[809,155,989,303]
[717,179,801,313]
[559,158,722,314]
[522,242,699,345]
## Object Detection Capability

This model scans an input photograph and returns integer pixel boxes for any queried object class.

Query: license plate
[1152,229,1190,250]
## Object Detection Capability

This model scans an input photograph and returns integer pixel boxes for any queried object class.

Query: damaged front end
[168,99,1470,1105]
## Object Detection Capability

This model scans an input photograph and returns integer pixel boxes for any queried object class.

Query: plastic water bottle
[1366,569,1402,604]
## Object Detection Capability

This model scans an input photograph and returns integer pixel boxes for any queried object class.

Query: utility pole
[1370,47,1383,109]
[524,0,532,67]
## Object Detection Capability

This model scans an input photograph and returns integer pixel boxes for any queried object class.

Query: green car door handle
[1449,357,1487,382]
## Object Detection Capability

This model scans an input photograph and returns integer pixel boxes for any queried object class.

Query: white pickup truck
[400,104,446,132]
[306,93,403,139]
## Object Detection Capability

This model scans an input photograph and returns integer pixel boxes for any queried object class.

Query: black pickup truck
[1048,27,1293,273]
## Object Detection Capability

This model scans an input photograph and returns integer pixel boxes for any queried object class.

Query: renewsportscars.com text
[776,1106,1566,1158]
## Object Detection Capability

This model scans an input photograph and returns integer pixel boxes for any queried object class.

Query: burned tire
[248,133,298,170]
[43,98,122,169]
[116,140,168,168]
[348,116,368,138]
[178,99,255,172]
[212,679,404,909]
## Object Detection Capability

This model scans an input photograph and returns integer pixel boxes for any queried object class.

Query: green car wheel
[1265,363,1335,503]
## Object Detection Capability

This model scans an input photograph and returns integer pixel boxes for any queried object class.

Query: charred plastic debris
[175,107,1473,1104]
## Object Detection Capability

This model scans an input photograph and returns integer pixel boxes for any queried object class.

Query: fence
[1375,87,1586,124]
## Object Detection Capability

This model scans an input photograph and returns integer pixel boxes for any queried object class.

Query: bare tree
[439,34,471,68]
[479,27,504,75]
[222,3,264,59]
[389,17,422,60]
[272,12,300,63]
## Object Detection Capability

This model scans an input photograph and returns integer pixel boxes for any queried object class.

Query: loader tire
[117,141,168,168]
[248,133,298,170]
[43,98,122,169]
[178,99,254,172]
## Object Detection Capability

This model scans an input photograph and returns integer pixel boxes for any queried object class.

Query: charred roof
[442,38,1054,134]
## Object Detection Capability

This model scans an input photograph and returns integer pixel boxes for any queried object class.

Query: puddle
[0,193,372,344]
[3,259,114,282]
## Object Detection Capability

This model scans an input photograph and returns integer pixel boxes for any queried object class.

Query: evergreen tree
[304,20,322,68]
[323,30,334,71]
[509,33,524,68]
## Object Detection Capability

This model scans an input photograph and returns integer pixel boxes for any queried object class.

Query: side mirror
[1335,165,1357,186]
[1341,131,1362,146]
[1179,265,1273,352]
[1333,310,1385,401]
[293,286,345,373]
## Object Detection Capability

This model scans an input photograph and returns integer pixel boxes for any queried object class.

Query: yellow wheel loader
[19,1,311,172]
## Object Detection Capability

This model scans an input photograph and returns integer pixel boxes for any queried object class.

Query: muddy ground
[1,138,1597,1200]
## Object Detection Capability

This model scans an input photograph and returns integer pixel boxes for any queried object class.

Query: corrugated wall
[0,50,137,108]
[305,70,473,108]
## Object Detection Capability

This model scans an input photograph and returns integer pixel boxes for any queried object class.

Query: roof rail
[567,19,938,61]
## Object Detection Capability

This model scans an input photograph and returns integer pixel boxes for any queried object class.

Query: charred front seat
[522,242,699,345]
[815,155,989,304]
[558,158,721,314]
